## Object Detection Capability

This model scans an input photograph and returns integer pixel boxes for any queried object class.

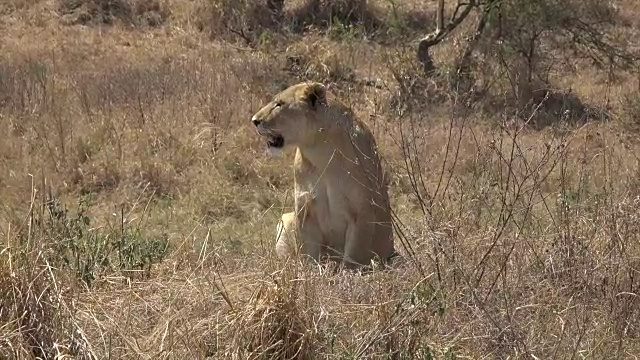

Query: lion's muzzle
[251,115,262,127]
[267,134,284,148]
[252,115,285,149]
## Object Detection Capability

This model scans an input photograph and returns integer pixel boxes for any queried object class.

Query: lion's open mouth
[267,134,284,148]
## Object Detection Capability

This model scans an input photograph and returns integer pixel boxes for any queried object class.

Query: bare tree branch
[417,0,479,75]
[436,0,444,32]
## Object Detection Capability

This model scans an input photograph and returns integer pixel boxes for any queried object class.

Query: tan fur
[251,81,396,268]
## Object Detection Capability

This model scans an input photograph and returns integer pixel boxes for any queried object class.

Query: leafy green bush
[44,197,168,287]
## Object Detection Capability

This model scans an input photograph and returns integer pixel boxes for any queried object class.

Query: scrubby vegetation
[1,0,639,358]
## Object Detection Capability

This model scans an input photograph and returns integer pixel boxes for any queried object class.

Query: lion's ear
[304,82,326,108]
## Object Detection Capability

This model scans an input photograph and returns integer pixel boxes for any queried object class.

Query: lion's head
[251,81,327,154]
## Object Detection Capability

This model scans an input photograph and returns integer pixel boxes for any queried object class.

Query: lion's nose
[251,116,261,127]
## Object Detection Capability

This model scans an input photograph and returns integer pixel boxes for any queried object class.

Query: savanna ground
[1,0,640,358]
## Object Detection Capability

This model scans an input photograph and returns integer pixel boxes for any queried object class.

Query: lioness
[251,81,396,268]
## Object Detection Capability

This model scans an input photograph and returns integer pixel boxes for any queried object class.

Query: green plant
[45,196,169,287]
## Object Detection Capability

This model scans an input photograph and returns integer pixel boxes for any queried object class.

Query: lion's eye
[274,101,283,108]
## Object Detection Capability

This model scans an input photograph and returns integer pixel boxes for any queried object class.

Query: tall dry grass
[1,0,640,358]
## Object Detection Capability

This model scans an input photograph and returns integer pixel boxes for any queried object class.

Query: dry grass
[1,0,640,358]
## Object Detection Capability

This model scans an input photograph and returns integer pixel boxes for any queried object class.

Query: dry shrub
[133,0,169,26]
[283,39,356,83]
[284,0,433,39]
[194,0,430,45]
[0,0,43,15]
[383,92,640,355]
[286,0,378,32]
[0,219,96,359]
[133,159,177,198]
[57,0,169,26]
[411,0,637,127]
[0,55,51,118]
[620,90,640,132]
[70,160,121,194]
[218,262,317,359]
[383,49,451,112]
[194,0,279,43]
